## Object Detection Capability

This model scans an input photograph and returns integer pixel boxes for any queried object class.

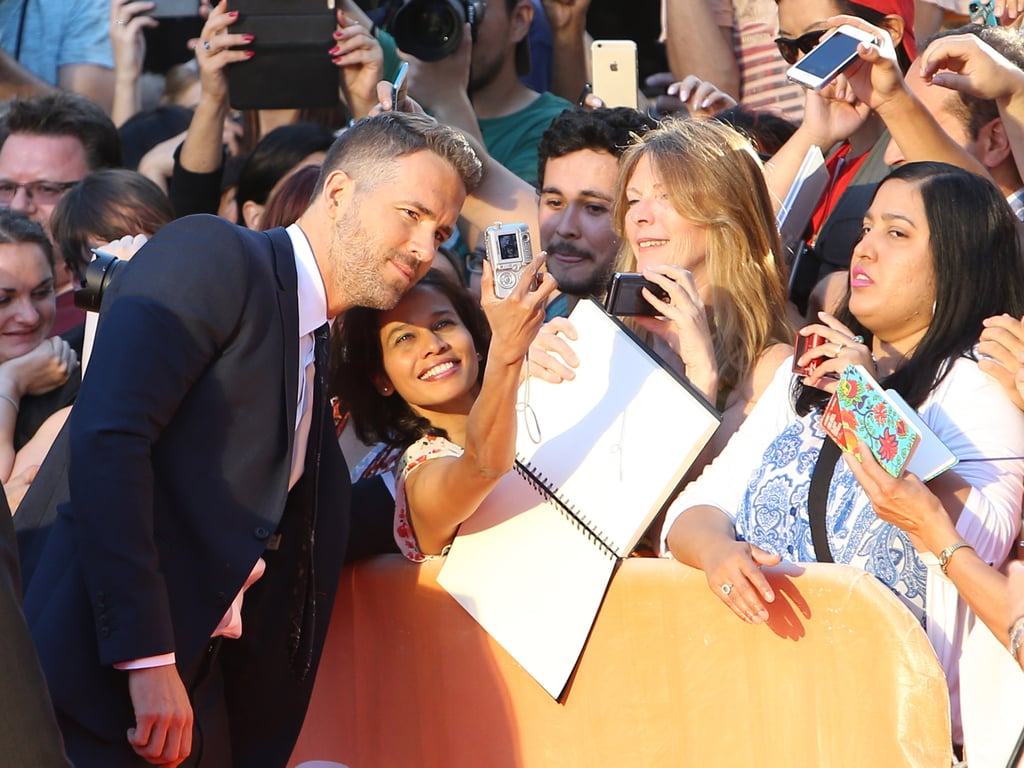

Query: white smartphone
[785,24,877,91]
[590,40,638,109]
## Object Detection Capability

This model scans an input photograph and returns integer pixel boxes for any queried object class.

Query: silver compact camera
[484,221,532,298]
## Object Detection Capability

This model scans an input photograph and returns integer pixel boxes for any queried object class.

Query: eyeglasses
[774,29,827,65]
[969,0,999,26]
[0,180,78,205]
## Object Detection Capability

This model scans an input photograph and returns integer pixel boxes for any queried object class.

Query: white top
[662,355,1024,740]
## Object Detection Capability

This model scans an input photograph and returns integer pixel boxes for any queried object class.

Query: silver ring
[721,583,733,596]
[116,18,127,25]
[835,342,845,355]
[202,39,212,52]
[852,335,864,344]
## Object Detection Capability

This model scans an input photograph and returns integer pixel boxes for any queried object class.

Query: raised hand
[330,12,384,121]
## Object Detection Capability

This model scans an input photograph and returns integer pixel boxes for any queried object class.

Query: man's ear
[373,374,395,396]
[241,199,264,230]
[877,14,906,51]
[321,169,355,219]
[977,116,1014,170]
[510,0,534,45]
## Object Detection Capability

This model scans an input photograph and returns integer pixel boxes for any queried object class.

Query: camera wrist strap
[807,437,841,564]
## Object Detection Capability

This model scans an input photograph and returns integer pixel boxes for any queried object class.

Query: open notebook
[437,299,721,699]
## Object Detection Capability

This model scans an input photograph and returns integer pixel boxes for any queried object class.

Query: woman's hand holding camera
[632,265,718,402]
[796,311,873,392]
[479,254,558,369]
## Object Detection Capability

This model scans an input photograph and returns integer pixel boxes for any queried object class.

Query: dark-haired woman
[334,263,555,559]
[662,163,1024,742]
[766,0,916,305]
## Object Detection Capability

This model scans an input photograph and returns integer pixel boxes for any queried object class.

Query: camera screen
[498,233,520,261]
[795,32,861,77]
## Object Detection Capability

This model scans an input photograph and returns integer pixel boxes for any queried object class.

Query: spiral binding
[514,460,617,560]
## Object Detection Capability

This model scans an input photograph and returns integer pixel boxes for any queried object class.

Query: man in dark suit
[22,111,481,767]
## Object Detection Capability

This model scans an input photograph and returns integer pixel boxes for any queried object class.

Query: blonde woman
[612,118,794,463]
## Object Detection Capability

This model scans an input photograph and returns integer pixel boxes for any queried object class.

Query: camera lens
[390,0,466,62]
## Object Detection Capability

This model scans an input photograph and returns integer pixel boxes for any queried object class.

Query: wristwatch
[938,541,973,575]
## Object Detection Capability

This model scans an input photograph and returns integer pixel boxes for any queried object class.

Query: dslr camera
[73,250,125,313]
[377,0,486,62]
[484,222,532,299]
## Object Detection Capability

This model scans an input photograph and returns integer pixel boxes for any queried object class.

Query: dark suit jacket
[0,491,70,767]
[23,215,349,766]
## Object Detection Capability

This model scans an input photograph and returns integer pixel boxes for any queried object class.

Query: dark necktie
[289,322,329,679]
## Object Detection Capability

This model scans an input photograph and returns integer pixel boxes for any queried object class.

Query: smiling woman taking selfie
[334,263,554,559]
[662,162,1024,747]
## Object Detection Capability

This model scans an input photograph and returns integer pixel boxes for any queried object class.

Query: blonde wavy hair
[612,118,792,400]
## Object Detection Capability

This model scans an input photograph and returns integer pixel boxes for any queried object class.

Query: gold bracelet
[0,393,18,414]
[1009,615,1024,661]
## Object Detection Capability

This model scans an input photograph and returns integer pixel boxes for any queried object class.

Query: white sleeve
[660,357,798,551]
[919,358,1024,743]
[922,358,1024,565]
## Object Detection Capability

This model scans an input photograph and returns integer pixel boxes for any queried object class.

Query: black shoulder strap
[808,438,842,564]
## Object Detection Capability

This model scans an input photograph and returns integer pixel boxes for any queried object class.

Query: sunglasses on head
[774,29,827,65]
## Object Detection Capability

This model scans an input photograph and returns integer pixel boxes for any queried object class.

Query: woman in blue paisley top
[661,162,1024,741]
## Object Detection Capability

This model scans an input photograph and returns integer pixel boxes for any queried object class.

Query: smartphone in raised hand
[390,61,409,110]
[786,24,877,91]
[590,40,638,109]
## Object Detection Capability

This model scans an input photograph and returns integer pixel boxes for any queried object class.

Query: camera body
[380,0,486,62]
[604,272,669,316]
[484,222,532,299]
[74,250,125,313]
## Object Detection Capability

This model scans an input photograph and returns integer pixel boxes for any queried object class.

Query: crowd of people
[4,0,1024,765]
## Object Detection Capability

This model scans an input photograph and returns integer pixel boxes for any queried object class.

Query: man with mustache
[536,107,657,320]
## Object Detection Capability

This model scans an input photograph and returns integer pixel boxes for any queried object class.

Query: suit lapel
[266,227,300,439]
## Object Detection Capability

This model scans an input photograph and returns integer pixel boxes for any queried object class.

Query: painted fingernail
[242,34,254,42]
[244,50,254,58]
[328,45,341,55]
[228,10,238,17]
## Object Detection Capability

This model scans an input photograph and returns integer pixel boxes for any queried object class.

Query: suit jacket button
[254,527,270,540]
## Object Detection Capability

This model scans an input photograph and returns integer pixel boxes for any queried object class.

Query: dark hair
[0,208,55,271]
[537,107,658,187]
[840,1,913,72]
[49,168,175,278]
[796,161,1024,414]
[713,106,798,159]
[927,25,1024,141]
[0,92,122,170]
[259,164,320,231]
[234,122,335,224]
[330,270,491,448]
[313,112,482,200]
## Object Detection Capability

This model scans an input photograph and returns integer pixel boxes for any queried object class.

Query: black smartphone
[604,272,669,316]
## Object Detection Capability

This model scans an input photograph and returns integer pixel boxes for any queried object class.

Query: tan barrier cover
[290,556,952,767]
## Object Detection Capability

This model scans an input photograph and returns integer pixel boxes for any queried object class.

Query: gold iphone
[590,40,638,109]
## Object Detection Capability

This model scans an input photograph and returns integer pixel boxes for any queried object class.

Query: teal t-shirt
[478,91,571,185]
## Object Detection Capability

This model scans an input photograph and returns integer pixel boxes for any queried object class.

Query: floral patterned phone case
[821,364,920,477]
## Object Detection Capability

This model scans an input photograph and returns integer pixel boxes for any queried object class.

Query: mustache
[546,239,594,261]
